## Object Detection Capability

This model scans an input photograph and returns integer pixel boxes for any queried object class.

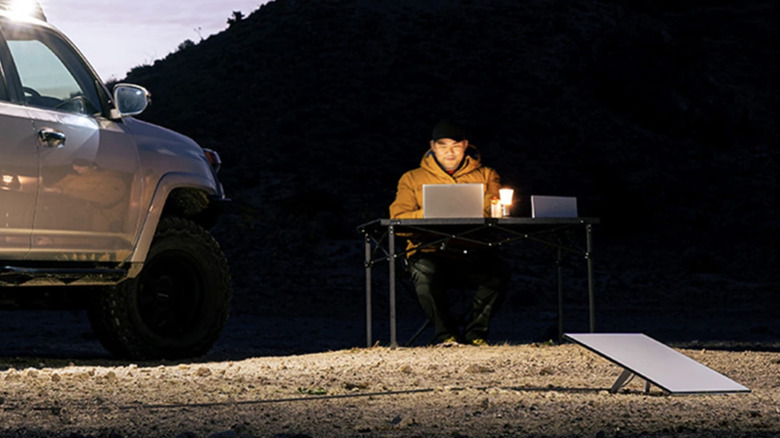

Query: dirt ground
[1,336,778,438]
[1,230,778,437]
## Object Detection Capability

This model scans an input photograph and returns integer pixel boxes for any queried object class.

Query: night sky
[42,0,270,80]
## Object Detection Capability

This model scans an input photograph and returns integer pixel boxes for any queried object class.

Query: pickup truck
[0,6,231,360]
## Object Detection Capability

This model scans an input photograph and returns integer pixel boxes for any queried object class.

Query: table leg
[557,245,564,342]
[388,225,397,347]
[364,234,372,348]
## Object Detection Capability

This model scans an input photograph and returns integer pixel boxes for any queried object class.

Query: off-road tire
[88,217,231,360]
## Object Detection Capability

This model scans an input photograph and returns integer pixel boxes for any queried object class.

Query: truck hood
[121,117,206,161]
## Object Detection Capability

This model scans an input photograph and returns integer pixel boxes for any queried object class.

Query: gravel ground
[1,329,778,438]
[1,222,777,438]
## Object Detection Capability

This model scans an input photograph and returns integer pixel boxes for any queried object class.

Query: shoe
[469,338,488,347]
[437,336,460,347]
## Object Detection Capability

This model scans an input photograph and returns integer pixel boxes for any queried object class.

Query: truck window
[0,66,8,101]
[4,24,101,115]
[0,28,11,101]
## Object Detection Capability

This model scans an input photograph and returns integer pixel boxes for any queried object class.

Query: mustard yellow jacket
[389,146,501,219]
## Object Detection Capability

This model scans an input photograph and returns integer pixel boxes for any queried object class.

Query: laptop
[422,183,484,218]
[531,195,578,218]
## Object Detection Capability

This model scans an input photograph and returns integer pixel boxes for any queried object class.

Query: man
[389,121,509,346]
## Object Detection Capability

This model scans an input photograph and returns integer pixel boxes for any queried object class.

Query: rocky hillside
[122,0,779,327]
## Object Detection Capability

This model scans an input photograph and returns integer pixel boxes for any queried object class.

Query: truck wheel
[88,217,231,360]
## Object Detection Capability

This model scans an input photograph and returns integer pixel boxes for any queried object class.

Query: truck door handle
[37,128,66,148]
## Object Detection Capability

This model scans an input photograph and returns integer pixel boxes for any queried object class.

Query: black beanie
[431,121,467,142]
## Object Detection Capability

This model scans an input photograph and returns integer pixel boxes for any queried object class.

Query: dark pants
[408,251,509,343]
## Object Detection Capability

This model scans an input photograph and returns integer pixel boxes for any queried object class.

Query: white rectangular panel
[565,333,750,394]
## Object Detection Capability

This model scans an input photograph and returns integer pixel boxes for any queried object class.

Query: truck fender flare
[128,172,218,266]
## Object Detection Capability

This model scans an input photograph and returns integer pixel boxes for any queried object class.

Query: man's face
[430,138,468,172]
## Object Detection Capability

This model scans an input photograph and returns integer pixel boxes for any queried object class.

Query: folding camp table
[358,217,599,347]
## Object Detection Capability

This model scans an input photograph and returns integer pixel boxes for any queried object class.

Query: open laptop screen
[422,183,484,218]
[531,195,578,218]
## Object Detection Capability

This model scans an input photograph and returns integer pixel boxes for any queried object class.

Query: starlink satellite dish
[565,333,750,395]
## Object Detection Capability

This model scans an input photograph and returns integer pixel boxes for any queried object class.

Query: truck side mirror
[112,83,151,117]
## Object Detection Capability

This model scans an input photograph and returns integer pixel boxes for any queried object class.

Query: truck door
[3,21,140,262]
[0,21,38,258]
[0,100,38,258]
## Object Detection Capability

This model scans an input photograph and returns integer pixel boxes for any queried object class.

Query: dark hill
[123,0,779,344]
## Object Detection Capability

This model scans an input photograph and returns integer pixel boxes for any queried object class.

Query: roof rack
[0,0,47,21]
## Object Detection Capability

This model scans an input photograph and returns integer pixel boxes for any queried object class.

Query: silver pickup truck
[0,7,231,360]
